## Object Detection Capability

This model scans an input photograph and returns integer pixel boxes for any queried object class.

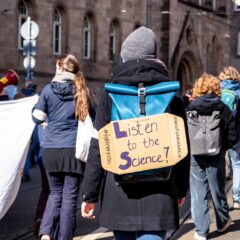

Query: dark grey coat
[82,59,191,231]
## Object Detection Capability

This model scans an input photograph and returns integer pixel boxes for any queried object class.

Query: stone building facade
[0,0,239,94]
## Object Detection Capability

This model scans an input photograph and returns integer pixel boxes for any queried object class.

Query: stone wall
[0,0,239,94]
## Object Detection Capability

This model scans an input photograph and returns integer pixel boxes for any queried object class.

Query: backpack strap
[138,82,146,115]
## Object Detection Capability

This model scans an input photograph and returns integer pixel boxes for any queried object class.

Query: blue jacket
[221,79,240,94]
[221,79,240,120]
[32,81,77,148]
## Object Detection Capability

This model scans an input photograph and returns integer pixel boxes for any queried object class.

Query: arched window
[206,44,211,71]
[18,1,28,49]
[83,16,90,59]
[212,36,218,75]
[53,9,62,55]
[109,22,116,61]
[216,46,223,73]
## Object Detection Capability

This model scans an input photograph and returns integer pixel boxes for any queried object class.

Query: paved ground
[0,166,240,240]
[0,167,100,240]
[171,180,240,240]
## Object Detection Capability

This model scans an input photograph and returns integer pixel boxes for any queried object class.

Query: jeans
[35,160,50,221]
[113,230,166,240]
[229,147,240,203]
[190,152,229,237]
[225,151,232,178]
[39,172,81,240]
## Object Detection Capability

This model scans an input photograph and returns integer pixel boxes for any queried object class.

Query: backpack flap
[105,81,180,120]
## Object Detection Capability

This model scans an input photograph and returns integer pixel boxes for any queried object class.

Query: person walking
[187,73,237,240]
[32,122,50,237]
[219,66,240,209]
[81,26,190,240]
[32,54,91,240]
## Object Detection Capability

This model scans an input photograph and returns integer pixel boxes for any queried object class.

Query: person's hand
[81,201,96,219]
[178,197,185,207]
[41,122,48,128]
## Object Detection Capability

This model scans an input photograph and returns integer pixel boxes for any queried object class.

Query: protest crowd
[1,26,240,240]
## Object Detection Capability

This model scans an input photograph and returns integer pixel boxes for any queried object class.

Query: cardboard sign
[99,113,188,175]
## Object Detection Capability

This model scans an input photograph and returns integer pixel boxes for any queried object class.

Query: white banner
[0,95,38,220]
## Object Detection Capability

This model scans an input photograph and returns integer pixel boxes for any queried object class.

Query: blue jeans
[35,159,50,221]
[39,172,81,240]
[229,147,240,203]
[113,230,166,240]
[190,152,229,237]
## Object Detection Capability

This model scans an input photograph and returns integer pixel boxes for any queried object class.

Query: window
[18,1,28,49]
[53,9,62,54]
[215,0,226,12]
[211,36,218,75]
[238,32,240,56]
[206,44,211,71]
[83,16,90,59]
[109,22,116,61]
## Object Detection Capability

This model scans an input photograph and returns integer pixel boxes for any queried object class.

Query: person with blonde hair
[32,54,94,240]
[219,66,240,82]
[187,73,237,240]
[219,66,240,210]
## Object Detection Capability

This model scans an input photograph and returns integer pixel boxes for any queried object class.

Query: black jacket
[187,94,237,151]
[82,59,191,231]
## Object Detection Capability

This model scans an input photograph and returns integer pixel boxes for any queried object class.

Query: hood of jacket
[110,59,171,86]
[187,94,225,114]
[51,72,75,101]
[220,79,240,91]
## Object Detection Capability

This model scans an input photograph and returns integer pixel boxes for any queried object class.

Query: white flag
[0,95,38,220]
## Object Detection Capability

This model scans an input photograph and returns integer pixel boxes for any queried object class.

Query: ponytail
[74,72,90,121]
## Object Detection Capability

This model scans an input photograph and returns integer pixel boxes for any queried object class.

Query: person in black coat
[81,27,190,240]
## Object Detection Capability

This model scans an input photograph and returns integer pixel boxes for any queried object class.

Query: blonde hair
[57,54,90,121]
[218,66,240,81]
[192,73,221,98]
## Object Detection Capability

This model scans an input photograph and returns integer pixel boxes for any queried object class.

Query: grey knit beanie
[120,26,157,62]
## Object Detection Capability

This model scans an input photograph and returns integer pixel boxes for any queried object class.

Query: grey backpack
[187,110,221,156]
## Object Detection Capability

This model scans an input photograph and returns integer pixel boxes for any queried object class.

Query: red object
[0,69,19,93]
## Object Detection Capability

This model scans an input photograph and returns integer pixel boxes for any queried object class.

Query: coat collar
[111,59,171,86]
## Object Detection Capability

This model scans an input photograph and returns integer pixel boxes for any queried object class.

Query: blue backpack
[221,89,239,118]
[105,81,180,183]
